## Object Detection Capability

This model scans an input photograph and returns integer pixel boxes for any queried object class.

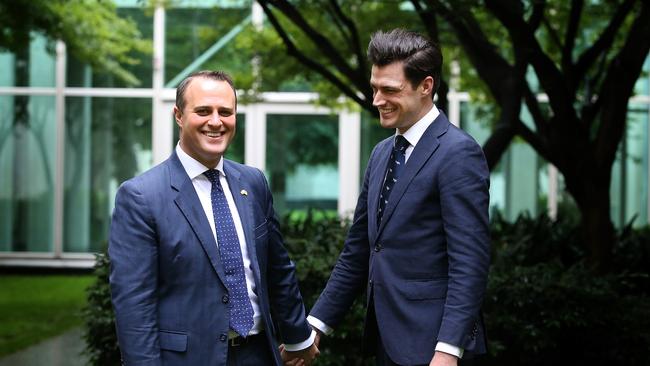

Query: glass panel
[0,33,56,87]
[63,97,152,253]
[360,111,393,181]
[460,102,506,218]
[611,104,649,228]
[66,6,153,88]
[505,141,540,220]
[172,113,245,163]
[164,5,251,88]
[0,96,56,252]
[266,114,338,217]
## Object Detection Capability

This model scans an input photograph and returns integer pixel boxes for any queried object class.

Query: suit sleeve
[256,169,313,345]
[308,146,373,328]
[436,137,491,348]
[109,179,161,366]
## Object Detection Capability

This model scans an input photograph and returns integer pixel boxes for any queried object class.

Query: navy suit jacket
[109,152,312,366]
[310,112,490,364]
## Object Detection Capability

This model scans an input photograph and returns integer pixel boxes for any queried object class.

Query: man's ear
[173,105,182,127]
[420,76,434,97]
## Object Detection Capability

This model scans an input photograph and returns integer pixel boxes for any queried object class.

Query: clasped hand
[279,342,319,366]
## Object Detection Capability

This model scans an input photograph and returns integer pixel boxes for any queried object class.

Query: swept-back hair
[367,29,442,95]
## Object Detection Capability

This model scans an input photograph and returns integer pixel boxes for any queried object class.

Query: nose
[207,112,222,126]
[372,91,384,107]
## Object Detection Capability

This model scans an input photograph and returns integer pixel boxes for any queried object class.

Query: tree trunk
[564,169,616,272]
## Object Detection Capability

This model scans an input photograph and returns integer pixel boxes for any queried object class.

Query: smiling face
[370,61,434,134]
[174,77,237,168]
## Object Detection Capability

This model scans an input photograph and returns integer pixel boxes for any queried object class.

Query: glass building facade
[1,1,649,267]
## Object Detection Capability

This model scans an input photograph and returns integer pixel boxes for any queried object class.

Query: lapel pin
[240,189,248,196]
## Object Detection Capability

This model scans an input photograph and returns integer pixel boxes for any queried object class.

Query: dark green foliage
[279,212,371,366]
[82,252,120,366]
[481,212,650,366]
[83,211,650,365]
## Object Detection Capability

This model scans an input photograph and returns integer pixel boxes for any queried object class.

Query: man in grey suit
[109,70,318,365]
[308,29,491,366]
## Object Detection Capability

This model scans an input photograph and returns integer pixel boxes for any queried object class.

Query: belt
[229,332,264,347]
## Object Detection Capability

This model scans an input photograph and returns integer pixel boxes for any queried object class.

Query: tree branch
[573,0,635,82]
[593,1,650,168]
[428,0,513,104]
[327,0,368,84]
[263,0,370,94]
[486,0,576,122]
[257,1,372,110]
[562,0,583,73]
[528,0,546,31]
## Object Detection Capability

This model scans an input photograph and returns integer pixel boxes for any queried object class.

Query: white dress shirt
[308,105,464,359]
[176,145,314,351]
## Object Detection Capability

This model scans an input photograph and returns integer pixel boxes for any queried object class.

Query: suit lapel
[377,113,450,237]
[169,152,227,285]
[223,161,262,285]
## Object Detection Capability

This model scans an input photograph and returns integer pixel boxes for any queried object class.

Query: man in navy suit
[308,29,490,366]
[109,70,318,365]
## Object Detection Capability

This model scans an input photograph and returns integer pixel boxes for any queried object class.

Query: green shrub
[480,212,650,366]
[82,252,120,366]
[280,211,370,366]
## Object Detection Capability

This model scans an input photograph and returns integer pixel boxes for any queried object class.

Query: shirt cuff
[307,315,334,335]
[283,330,316,352]
[435,342,464,358]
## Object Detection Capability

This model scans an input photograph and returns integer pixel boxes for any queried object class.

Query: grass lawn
[0,274,94,357]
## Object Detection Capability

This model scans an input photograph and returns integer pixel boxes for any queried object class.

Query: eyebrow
[192,105,235,113]
[370,81,404,90]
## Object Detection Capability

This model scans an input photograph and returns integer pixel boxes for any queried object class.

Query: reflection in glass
[63,97,152,253]
[266,114,338,217]
[460,101,546,220]
[164,5,250,88]
[360,111,393,181]
[66,6,152,88]
[0,34,56,88]
[611,105,649,227]
[0,96,56,252]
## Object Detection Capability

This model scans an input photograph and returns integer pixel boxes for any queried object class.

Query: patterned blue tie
[378,135,409,223]
[204,169,254,337]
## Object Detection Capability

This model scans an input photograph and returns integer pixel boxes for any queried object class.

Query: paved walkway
[0,327,88,366]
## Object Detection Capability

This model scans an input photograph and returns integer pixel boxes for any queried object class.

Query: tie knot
[394,135,409,152]
[203,169,220,184]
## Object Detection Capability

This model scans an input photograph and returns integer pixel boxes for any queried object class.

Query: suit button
[369,279,373,285]
[222,295,229,303]
[374,244,382,252]
[220,334,227,342]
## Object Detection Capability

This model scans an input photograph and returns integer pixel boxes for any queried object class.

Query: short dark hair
[175,70,237,112]
[367,29,442,95]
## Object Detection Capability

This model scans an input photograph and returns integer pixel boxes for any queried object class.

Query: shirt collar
[175,143,225,180]
[397,105,439,147]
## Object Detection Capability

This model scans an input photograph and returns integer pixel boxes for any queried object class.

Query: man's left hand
[429,351,458,366]
[280,343,320,366]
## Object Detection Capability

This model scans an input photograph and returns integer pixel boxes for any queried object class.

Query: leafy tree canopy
[0,0,151,85]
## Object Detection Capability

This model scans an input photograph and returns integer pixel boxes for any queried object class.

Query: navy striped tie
[378,135,409,223]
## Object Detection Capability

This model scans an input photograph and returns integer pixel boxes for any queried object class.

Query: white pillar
[548,164,558,220]
[152,6,172,165]
[338,110,361,218]
[245,104,266,171]
[53,40,66,258]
